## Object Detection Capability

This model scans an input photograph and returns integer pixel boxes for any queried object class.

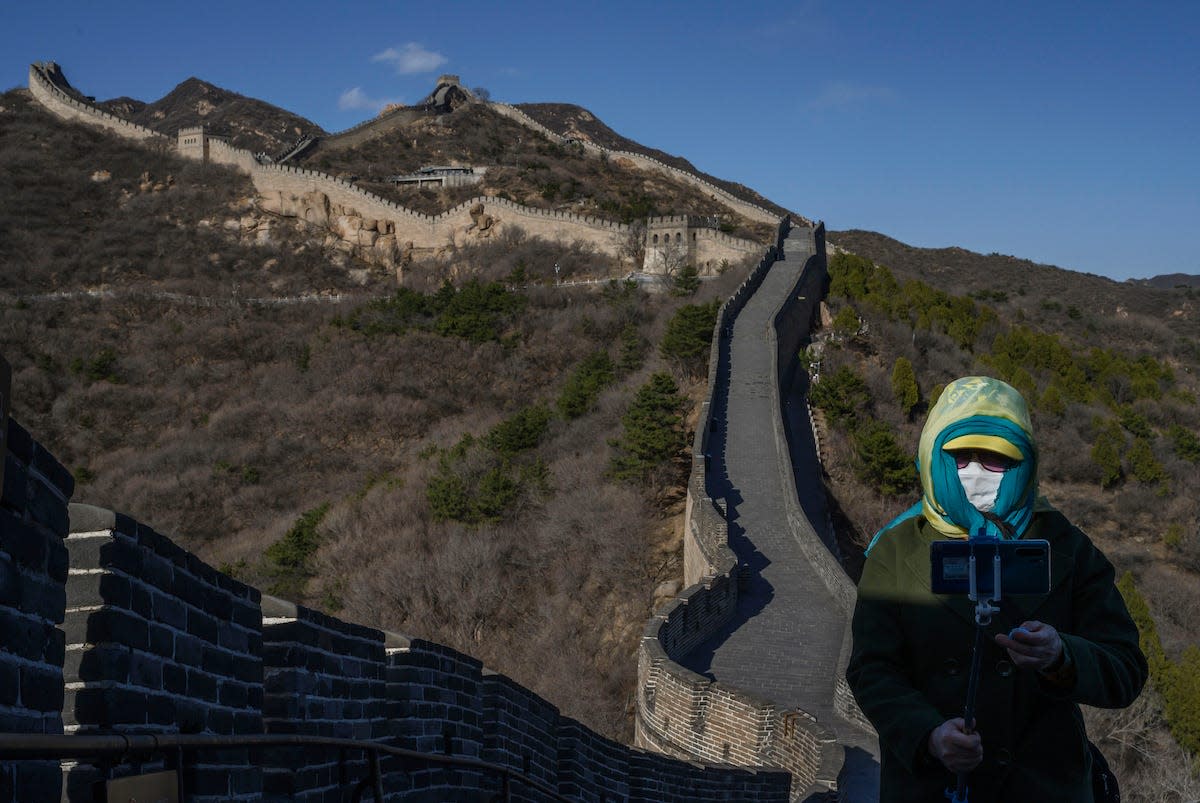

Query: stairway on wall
[683,226,880,800]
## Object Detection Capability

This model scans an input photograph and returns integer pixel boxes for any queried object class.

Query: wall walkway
[22,58,882,799]
[636,224,879,801]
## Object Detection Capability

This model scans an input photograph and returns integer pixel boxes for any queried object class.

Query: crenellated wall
[636,221,850,801]
[0,412,794,801]
[27,62,765,276]
[28,63,163,144]
[0,418,73,802]
[62,503,265,801]
[259,594,388,801]
[488,103,787,228]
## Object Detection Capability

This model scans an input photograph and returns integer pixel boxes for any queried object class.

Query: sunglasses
[949,449,1015,473]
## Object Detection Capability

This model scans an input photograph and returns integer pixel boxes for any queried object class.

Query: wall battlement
[2,420,792,801]
[26,62,772,276]
[486,102,786,228]
[636,221,854,801]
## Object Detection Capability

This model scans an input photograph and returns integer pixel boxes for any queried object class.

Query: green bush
[1090,419,1125,489]
[337,287,429,335]
[852,421,917,497]
[265,503,330,596]
[486,404,552,456]
[810,365,870,429]
[334,280,524,343]
[609,372,687,483]
[1118,573,1200,759]
[616,324,647,376]
[433,279,525,343]
[1169,424,1200,463]
[426,425,550,525]
[1128,437,1169,488]
[833,305,860,340]
[1164,646,1200,757]
[70,348,121,384]
[890,357,919,417]
[558,351,616,419]
[660,300,719,377]
[1038,384,1066,416]
[670,264,701,296]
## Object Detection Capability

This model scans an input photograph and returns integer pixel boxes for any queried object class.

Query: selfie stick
[947,537,1002,803]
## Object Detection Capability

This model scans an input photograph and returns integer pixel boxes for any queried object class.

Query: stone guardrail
[636,219,846,801]
[488,102,787,227]
[764,225,870,733]
[2,414,794,801]
[28,63,164,144]
[27,63,765,270]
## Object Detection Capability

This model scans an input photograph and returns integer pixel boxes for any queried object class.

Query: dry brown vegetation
[298,103,774,243]
[0,86,760,738]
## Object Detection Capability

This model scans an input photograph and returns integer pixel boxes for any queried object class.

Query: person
[846,375,1147,802]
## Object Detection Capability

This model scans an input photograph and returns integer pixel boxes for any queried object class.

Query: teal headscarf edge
[865,414,1037,555]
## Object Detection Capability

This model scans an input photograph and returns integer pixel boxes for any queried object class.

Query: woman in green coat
[846,376,1147,802]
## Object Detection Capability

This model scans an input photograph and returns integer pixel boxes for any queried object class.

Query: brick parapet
[556,717,629,803]
[481,670,560,802]
[62,503,263,802]
[27,63,163,144]
[491,102,786,227]
[1,418,72,802]
[260,594,386,801]
[382,632,486,797]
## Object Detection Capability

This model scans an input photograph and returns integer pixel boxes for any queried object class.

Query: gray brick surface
[680,227,881,799]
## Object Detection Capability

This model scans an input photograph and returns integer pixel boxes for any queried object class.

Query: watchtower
[177,126,227,163]
[644,216,699,274]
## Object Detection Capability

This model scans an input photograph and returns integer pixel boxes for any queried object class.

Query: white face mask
[957,462,1005,512]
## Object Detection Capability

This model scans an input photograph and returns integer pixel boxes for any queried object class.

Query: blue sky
[3,0,1197,281]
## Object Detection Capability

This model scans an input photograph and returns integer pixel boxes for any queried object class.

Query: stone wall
[27,63,162,144]
[62,503,264,801]
[259,594,387,801]
[0,414,793,800]
[27,63,765,275]
[488,103,786,227]
[637,222,852,801]
[644,215,763,276]
[0,418,72,802]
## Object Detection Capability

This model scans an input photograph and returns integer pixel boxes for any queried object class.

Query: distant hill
[829,229,1197,327]
[1133,272,1200,289]
[516,102,793,219]
[97,77,325,155]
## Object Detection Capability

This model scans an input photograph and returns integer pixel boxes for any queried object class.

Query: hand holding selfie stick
[946,536,1002,803]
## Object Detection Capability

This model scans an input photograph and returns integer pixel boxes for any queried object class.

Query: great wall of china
[27,64,768,279]
[3,62,878,801]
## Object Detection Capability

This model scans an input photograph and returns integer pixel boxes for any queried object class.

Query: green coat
[847,510,1147,803]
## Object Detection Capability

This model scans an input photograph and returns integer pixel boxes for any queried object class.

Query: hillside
[1,84,761,738]
[516,102,793,219]
[97,76,326,155]
[293,101,773,242]
[819,230,1200,799]
[8,62,1200,793]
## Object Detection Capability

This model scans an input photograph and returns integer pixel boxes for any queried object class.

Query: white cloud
[808,81,898,110]
[338,87,404,113]
[371,43,448,75]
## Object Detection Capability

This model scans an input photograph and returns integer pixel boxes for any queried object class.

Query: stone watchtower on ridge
[177,126,227,163]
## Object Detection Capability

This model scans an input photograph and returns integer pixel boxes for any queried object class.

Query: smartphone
[930,539,1051,596]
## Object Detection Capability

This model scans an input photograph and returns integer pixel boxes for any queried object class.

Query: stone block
[0,515,46,571]
[2,455,27,511]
